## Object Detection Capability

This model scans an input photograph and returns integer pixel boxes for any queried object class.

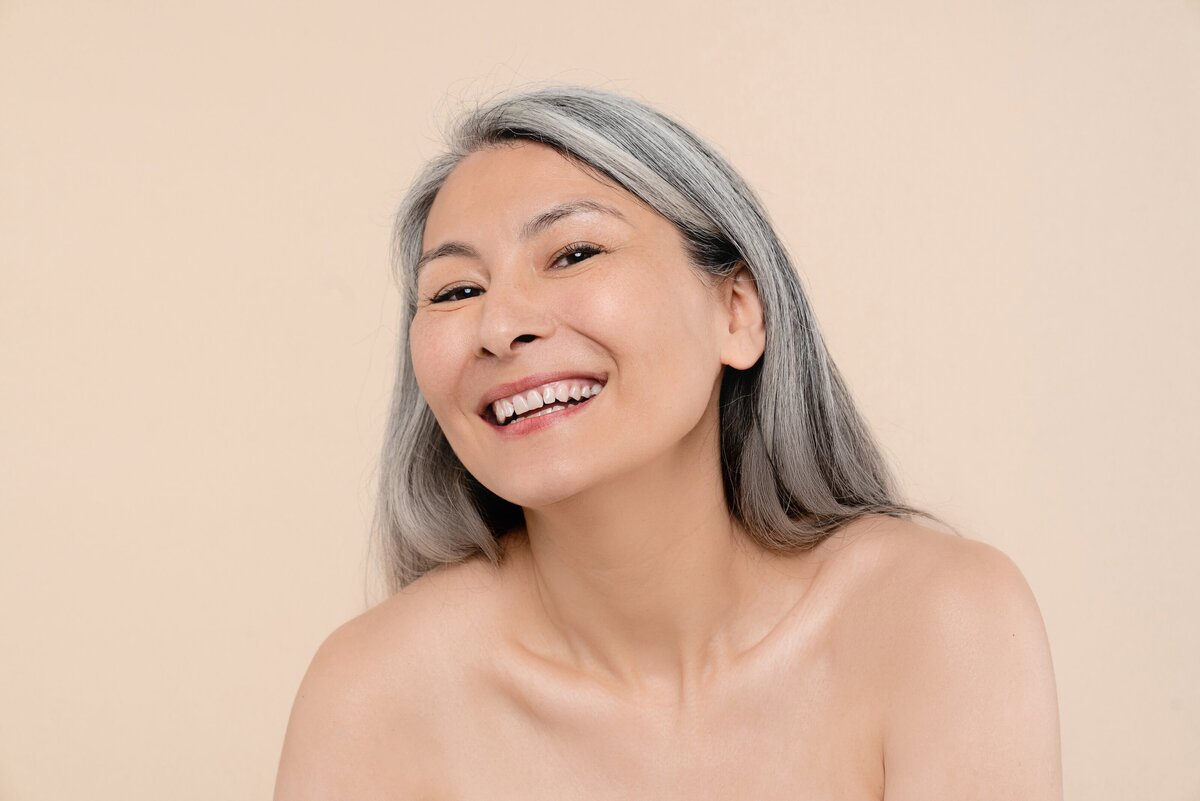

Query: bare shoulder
[816,514,1019,586]
[825,516,1062,800]
[273,556,503,801]
[820,515,1054,677]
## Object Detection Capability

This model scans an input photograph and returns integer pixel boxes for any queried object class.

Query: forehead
[422,142,636,246]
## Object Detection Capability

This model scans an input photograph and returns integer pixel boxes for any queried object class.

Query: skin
[274,142,1063,800]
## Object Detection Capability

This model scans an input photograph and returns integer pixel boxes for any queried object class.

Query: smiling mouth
[484,393,597,427]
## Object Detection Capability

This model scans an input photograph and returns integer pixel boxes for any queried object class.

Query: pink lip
[477,370,607,417]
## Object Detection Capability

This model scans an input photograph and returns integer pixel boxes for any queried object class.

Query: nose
[475,271,555,358]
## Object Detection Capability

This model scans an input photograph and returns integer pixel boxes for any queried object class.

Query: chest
[422,644,885,801]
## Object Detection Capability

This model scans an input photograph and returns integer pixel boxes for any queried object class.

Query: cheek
[571,258,696,340]
[407,318,458,405]
[570,262,719,402]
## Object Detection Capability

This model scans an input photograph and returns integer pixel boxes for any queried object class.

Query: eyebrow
[416,199,628,274]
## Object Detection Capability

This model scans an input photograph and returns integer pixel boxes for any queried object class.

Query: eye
[550,242,605,270]
[427,285,482,304]
[425,242,606,305]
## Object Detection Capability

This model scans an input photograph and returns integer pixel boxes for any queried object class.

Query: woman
[274,85,1062,800]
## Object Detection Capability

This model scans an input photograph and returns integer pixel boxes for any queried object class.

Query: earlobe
[720,264,766,370]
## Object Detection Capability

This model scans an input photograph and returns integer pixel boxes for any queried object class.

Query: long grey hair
[373,84,947,593]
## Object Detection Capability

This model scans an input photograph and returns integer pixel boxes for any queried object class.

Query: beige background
[2,1,1197,799]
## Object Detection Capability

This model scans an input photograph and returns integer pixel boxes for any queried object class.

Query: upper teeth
[492,380,604,425]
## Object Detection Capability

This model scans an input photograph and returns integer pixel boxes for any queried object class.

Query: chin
[480,461,607,509]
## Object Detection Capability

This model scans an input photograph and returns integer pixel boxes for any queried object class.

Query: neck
[503,417,809,697]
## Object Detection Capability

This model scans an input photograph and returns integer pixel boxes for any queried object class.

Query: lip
[477,370,608,417]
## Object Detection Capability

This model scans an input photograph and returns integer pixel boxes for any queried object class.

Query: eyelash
[426,242,606,305]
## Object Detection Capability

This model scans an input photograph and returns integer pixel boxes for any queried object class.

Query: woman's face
[409,141,744,509]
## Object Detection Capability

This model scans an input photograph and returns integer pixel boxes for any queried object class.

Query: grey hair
[372,83,948,594]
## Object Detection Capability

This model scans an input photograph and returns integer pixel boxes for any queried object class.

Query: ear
[717,263,765,370]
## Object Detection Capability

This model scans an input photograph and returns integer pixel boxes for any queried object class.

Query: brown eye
[429,285,481,304]
[551,242,604,269]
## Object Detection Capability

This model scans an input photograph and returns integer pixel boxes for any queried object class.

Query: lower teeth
[505,398,586,425]
[526,404,567,419]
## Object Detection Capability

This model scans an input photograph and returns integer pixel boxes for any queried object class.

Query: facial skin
[410,141,781,693]
[411,141,760,507]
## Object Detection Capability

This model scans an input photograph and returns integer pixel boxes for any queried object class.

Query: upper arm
[880,540,1063,801]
